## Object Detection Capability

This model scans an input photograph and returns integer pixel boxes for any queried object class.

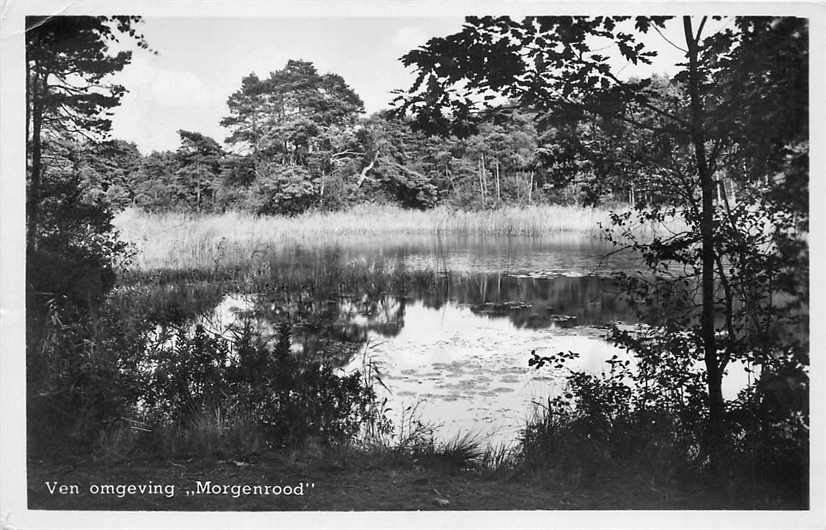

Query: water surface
[125,233,750,445]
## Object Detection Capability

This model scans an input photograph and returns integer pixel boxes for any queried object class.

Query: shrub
[245,163,319,216]
[524,338,808,502]
[141,322,388,452]
[26,301,150,455]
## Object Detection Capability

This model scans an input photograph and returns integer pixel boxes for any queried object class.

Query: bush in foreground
[522,344,808,506]
[28,308,391,460]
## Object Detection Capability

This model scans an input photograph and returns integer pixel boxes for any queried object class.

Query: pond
[123,232,751,446]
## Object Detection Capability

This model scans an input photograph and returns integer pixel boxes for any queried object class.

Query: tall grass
[115,203,682,271]
[117,203,610,240]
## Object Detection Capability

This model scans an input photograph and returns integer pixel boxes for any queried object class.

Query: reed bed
[435,205,611,235]
[114,203,682,271]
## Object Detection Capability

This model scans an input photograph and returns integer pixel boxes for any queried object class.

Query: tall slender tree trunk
[28,67,44,250]
[481,153,488,202]
[528,171,533,203]
[478,156,486,205]
[495,158,501,201]
[684,16,724,471]
[25,59,31,153]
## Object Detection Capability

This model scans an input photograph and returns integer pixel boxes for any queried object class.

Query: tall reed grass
[115,204,682,271]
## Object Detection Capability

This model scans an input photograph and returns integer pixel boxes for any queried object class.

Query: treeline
[74,60,706,216]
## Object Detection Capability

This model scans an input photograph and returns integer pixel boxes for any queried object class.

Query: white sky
[108,17,726,154]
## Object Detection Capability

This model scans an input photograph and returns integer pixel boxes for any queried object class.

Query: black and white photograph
[0,1,823,528]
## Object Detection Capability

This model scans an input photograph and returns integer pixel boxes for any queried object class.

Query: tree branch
[356,150,380,187]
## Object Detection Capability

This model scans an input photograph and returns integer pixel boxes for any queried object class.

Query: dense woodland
[45,61,699,218]
[24,15,809,509]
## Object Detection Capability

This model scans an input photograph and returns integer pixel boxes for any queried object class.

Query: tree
[457,109,540,206]
[351,109,542,210]
[175,130,225,211]
[133,150,180,211]
[26,15,151,248]
[537,75,682,206]
[25,17,155,452]
[221,60,364,166]
[78,139,143,209]
[353,112,441,208]
[393,16,808,469]
[221,60,366,213]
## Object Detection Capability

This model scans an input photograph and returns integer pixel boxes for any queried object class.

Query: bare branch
[653,24,688,54]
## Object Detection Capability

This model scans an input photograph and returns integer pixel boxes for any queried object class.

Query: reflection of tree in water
[228,248,413,364]
[338,294,407,338]
[107,279,228,326]
[120,243,641,366]
[405,272,636,328]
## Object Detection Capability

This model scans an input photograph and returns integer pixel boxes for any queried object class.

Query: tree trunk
[495,158,501,201]
[528,171,533,203]
[356,151,379,187]
[25,59,31,152]
[28,67,45,250]
[684,16,724,471]
[481,154,488,202]
[478,156,486,204]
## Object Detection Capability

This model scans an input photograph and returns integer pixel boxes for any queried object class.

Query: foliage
[29,300,391,457]
[25,16,149,314]
[27,296,150,454]
[394,14,808,472]
[141,322,387,450]
[244,163,319,216]
[174,130,226,210]
[221,60,364,153]
[26,16,151,245]
[117,69,652,215]
[78,139,144,209]
[525,340,805,502]
[24,16,151,456]
[132,150,180,210]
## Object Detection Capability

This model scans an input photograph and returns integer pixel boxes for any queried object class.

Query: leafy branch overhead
[393,16,676,137]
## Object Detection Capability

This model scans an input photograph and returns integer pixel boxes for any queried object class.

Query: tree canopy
[26,15,152,248]
[221,59,365,164]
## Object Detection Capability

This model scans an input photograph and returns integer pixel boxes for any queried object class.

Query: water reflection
[181,278,633,445]
[414,272,633,329]
[115,234,747,445]
[183,270,637,358]
[351,299,631,444]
